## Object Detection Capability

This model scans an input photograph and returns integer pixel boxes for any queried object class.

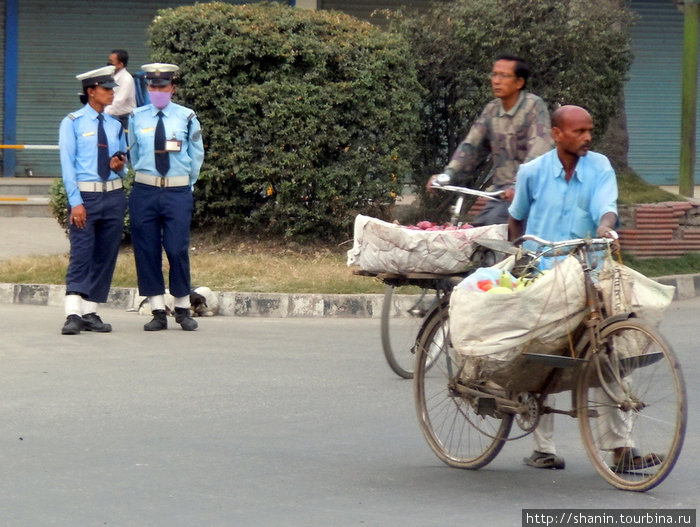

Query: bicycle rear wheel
[381,284,435,379]
[414,305,512,469]
[576,318,686,492]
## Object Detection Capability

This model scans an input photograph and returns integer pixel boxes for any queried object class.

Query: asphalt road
[0,299,698,527]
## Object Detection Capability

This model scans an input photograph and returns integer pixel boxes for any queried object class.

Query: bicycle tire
[576,318,686,492]
[381,284,435,379]
[414,303,513,469]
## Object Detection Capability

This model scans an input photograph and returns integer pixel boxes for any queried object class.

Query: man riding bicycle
[428,54,553,225]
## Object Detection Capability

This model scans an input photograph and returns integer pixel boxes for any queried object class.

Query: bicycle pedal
[475,396,497,417]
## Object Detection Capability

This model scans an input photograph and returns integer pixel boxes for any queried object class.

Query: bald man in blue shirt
[508,105,642,471]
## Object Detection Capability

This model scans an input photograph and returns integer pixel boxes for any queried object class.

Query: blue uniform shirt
[128,102,204,188]
[59,105,126,207]
[508,149,619,256]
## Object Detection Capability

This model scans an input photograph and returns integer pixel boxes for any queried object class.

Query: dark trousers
[129,183,193,298]
[65,188,127,303]
[473,184,511,226]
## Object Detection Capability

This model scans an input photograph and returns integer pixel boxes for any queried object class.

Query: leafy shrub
[148,2,422,241]
[387,0,636,189]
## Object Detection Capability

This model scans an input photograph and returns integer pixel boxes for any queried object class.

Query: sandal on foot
[524,451,566,470]
[610,448,664,473]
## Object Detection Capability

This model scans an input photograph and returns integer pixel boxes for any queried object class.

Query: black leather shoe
[61,314,83,335]
[174,307,198,331]
[144,310,168,331]
[82,312,112,332]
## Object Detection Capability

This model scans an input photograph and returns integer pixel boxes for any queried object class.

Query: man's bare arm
[508,215,525,241]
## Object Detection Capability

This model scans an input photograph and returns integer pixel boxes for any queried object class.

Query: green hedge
[148,2,422,241]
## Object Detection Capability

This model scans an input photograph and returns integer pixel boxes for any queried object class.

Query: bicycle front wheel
[381,284,435,379]
[576,318,687,492]
[414,305,512,469]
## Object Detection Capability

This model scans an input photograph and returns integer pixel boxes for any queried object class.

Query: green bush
[148,2,422,241]
[387,0,636,189]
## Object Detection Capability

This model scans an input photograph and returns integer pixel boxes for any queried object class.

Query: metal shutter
[13,0,250,178]
[625,0,699,185]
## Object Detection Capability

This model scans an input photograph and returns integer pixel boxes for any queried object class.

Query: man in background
[429,54,553,225]
[105,49,136,130]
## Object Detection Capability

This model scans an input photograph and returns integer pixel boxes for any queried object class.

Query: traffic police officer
[128,63,204,331]
[59,66,127,335]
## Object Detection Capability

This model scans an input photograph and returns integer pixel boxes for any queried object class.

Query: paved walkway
[0,217,697,317]
[0,217,69,260]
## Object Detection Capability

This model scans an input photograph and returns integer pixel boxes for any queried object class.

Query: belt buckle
[159,176,166,188]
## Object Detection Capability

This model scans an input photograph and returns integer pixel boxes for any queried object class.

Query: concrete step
[0,196,52,217]
[0,177,54,217]
[0,177,55,195]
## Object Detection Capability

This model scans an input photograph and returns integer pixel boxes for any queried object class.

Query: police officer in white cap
[128,63,204,331]
[58,66,128,335]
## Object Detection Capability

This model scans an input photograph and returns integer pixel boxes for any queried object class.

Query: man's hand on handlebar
[597,226,620,254]
[426,173,451,193]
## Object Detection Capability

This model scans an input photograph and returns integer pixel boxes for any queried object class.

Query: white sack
[346,214,508,274]
[449,256,586,361]
[449,255,676,394]
[597,260,675,323]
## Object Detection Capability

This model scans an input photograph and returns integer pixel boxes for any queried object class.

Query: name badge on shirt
[141,127,154,133]
[82,132,95,137]
[165,139,182,152]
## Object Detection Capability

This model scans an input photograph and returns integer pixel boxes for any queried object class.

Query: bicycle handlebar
[514,234,617,261]
[515,234,617,247]
[430,183,504,201]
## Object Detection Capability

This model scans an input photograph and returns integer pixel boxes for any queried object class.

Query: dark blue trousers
[129,183,193,298]
[66,188,127,303]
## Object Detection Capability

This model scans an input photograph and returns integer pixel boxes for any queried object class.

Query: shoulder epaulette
[187,112,196,121]
[132,106,149,115]
[68,108,86,121]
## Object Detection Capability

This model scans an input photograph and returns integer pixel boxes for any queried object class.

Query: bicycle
[379,185,506,379]
[413,234,686,491]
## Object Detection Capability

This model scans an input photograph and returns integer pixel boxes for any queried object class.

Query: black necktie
[97,114,110,180]
[155,111,170,176]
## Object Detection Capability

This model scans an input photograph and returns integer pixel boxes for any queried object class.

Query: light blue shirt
[508,149,618,257]
[59,104,126,207]
[128,102,204,188]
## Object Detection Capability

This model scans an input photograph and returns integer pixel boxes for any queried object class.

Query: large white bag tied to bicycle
[450,255,587,362]
[450,256,589,393]
[449,254,676,393]
[597,259,675,323]
[346,214,508,274]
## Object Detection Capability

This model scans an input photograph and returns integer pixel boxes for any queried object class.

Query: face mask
[149,90,172,109]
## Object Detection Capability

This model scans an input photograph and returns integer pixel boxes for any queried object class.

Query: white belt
[135,172,190,188]
[78,179,123,192]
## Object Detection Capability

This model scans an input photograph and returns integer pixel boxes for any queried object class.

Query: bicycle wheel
[414,304,513,469]
[381,284,436,379]
[576,318,686,492]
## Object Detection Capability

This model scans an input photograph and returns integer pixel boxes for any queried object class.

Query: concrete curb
[1,273,698,317]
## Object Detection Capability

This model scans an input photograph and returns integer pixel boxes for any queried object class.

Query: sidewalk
[0,217,69,260]
[0,217,697,317]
